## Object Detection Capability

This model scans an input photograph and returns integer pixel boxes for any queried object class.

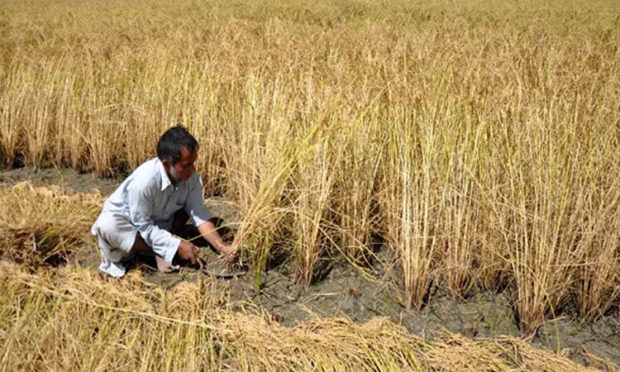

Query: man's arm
[184,174,238,263]
[197,221,239,263]
[131,232,199,265]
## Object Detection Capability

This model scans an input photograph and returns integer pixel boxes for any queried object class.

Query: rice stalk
[0,261,602,371]
[0,182,101,267]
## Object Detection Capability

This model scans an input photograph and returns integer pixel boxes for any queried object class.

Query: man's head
[157,126,198,183]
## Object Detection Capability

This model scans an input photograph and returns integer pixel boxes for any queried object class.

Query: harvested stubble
[0,261,605,372]
[0,182,101,266]
[1,0,619,333]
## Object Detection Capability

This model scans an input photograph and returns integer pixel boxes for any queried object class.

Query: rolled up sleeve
[127,183,180,264]
[185,174,211,228]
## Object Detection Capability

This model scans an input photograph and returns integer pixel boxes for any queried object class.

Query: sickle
[196,256,247,279]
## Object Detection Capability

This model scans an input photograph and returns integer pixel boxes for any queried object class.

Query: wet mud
[2,167,618,367]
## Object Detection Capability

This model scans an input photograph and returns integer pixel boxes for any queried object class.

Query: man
[91,126,238,277]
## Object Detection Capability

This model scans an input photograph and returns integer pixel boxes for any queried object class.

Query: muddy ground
[1,166,618,368]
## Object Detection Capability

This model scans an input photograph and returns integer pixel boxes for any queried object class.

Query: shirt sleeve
[184,174,211,228]
[127,182,180,264]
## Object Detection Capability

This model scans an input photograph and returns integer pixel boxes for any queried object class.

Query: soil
[0,166,121,195]
[1,166,619,368]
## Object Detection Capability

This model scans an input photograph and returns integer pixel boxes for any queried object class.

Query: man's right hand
[177,240,199,265]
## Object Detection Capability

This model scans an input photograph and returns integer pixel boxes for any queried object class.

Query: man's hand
[197,220,239,264]
[178,240,199,265]
[218,243,239,264]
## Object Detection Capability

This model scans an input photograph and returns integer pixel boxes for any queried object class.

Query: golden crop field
[1,0,619,370]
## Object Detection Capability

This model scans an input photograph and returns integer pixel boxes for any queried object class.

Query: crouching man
[91,126,238,277]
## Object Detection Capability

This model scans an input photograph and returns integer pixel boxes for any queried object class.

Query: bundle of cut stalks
[0,182,101,266]
[0,261,609,371]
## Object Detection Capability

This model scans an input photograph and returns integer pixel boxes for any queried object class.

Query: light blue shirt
[91,157,211,264]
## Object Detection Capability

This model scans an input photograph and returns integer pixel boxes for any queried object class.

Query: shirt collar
[156,158,173,191]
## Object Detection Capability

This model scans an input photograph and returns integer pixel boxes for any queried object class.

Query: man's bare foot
[155,255,180,273]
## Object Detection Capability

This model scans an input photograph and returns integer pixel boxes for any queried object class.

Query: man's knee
[95,213,136,253]
[96,213,120,240]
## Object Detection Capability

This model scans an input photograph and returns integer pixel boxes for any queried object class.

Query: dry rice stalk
[426,330,605,372]
[0,261,605,372]
[1,0,619,342]
[0,182,102,267]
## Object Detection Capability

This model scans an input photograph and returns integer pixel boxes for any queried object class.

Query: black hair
[157,126,198,164]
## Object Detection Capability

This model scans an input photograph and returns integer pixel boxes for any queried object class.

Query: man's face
[167,146,197,183]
